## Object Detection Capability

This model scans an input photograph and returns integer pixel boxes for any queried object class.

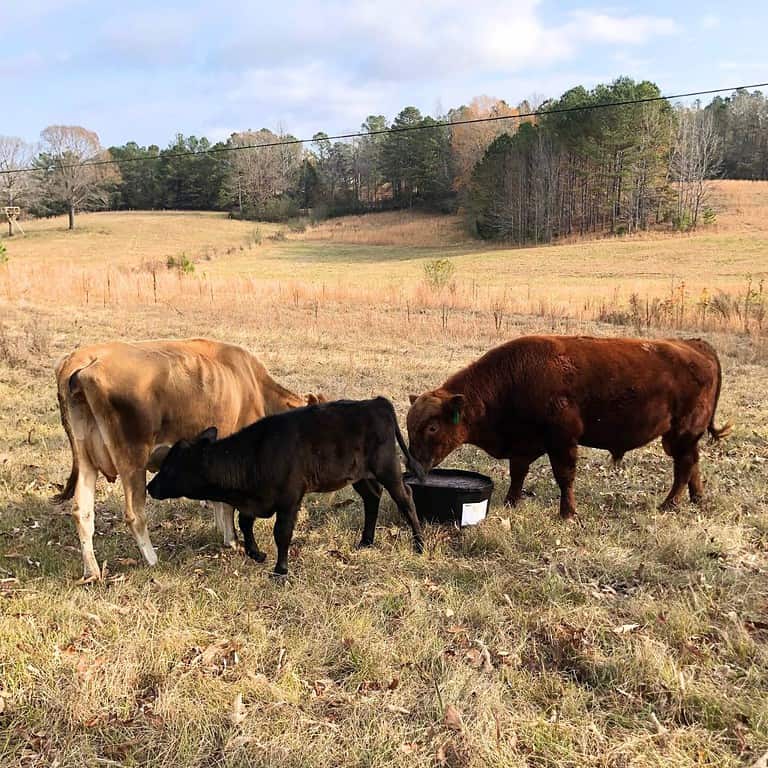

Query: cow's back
[452,335,721,455]
[56,339,270,480]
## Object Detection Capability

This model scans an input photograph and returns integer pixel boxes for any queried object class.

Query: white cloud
[566,11,677,45]
[701,14,720,30]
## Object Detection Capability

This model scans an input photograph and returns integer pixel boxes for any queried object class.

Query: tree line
[1,81,766,240]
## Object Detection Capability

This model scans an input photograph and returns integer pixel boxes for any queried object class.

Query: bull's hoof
[413,537,425,555]
[356,539,375,549]
[559,510,577,523]
[270,567,289,581]
[659,498,680,511]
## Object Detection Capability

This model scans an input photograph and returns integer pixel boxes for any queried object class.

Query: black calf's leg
[353,479,383,547]
[238,512,266,563]
[377,460,424,553]
[273,501,302,576]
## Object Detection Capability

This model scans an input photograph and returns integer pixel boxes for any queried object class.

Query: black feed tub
[404,468,494,527]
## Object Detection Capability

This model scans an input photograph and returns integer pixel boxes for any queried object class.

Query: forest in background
[1,80,767,244]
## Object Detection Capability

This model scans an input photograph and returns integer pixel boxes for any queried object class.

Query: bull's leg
[72,452,100,580]
[122,469,158,567]
[547,442,579,520]
[273,500,302,576]
[660,438,699,509]
[238,512,266,563]
[505,452,543,507]
[214,502,238,548]
[688,458,704,504]
[353,479,383,547]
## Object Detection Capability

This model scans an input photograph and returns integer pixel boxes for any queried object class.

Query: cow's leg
[661,437,699,509]
[273,499,302,576]
[214,502,238,548]
[122,469,157,567]
[353,479,383,547]
[72,452,100,580]
[547,442,579,520]
[238,512,266,562]
[505,451,543,507]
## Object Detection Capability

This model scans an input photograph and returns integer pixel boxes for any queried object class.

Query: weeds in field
[423,259,456,293]
[166,252,195,275]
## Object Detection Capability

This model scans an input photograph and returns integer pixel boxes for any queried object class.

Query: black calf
[147,397,424,575]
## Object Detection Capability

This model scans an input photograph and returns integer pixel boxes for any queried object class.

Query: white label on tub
[461,500,488,527]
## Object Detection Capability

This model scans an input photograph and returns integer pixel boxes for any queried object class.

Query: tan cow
[54,338,321,580]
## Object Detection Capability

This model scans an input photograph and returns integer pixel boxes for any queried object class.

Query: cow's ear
[306,393,320,405]
[146,444,172,472]
[409,394,419,406]
[195,426,218,444]
[443,394,466,425]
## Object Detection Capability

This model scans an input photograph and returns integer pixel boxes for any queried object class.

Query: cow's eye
[427,423,439,434]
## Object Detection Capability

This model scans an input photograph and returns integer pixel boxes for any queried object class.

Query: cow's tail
[389,402,426,482]
[53,356,79,503]
[705,343,733,443]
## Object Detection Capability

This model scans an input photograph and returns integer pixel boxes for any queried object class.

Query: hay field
[0,182,767,767]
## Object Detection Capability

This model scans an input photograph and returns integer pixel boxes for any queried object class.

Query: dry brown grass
[1,183,767,767]
[708,179,768,233]
[297,209,470,247]
[3,182,766,342]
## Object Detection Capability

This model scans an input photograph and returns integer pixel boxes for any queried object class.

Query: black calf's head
[146,427,218,501]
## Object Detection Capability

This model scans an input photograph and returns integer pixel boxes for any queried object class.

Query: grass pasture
[1,183,767,767]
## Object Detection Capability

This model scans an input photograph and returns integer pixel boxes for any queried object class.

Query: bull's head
[406,390,468,471]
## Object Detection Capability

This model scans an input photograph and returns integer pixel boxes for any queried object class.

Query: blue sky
[1,0,766,148]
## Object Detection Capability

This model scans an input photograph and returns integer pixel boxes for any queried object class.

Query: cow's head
[406,390,468,471]
[146,426,218,501]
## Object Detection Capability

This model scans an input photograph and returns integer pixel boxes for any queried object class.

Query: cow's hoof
[357,539,375,549]
[659,499,679,511]
[246,548,267,563]
[413,538,425,554]
[270,568,288,581]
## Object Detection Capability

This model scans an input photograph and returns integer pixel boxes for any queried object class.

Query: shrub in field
[703,207,717,226]
[166,252,195,274]
[423,258,455,292]
[0,241,7,264]
[250,227,263,246]
[287,218,308,233]
[269,230,287,242]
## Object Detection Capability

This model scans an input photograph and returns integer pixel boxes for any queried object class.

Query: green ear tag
[452,410,461,425]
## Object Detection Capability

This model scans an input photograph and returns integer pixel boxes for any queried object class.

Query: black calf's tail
[388,403,426,481]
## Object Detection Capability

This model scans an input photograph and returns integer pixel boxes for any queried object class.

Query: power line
[2,81,767,177]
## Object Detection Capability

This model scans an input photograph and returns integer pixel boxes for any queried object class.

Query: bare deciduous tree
[670,108,722,230]
[37,125,118,230]
[226,130,302,217]
[0,136,33,234]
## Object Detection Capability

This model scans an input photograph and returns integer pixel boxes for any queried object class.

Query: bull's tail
[705,342,733,443]
[53,357,78,503]
[389,402,426,481]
